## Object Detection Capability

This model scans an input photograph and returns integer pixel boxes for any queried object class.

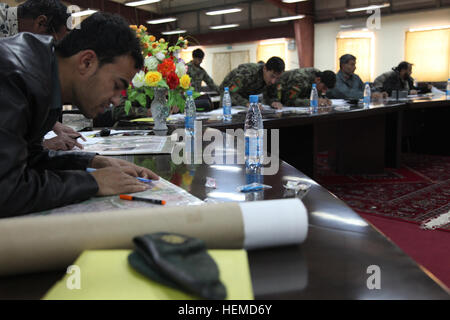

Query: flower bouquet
[125,25,200,116]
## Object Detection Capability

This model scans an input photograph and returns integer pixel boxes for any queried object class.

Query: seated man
[0,0,86,151]
[219,56,285,108]
[381,61,429,96]
[327,54,386,100]
[0,12,159,217]
[265,68,336,107]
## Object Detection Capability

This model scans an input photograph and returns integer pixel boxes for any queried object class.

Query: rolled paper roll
[0,199,308,276]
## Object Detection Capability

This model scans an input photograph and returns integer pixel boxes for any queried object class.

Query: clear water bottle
[363,82,371,108]
[446,78,450,100]
[222,87,232,122]
[310,83,318,114]
[244,95,263,168]
[185,90,196,137]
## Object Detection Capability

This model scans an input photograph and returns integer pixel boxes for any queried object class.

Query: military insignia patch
[160,234,187,244]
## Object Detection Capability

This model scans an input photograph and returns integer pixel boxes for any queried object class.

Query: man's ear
[32,15,48,34]
[77,50,99,76]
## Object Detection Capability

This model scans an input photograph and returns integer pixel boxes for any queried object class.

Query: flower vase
[151,88,169,131]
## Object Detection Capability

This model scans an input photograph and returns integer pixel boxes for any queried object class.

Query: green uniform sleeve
[202,71,219,92]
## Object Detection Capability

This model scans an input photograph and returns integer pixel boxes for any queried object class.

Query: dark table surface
[1,128,449,299]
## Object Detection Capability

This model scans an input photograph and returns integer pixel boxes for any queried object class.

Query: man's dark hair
[339,54,356,67]
[18,0,70,34]
[317,70,336,89]
[265,56,285,73]
[193,48,205,59]
[394,61,413,72]
[55,12,143,69]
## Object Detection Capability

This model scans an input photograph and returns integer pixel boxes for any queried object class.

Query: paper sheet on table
[33,177,204,215]
[260,104,310,114]
[43,249,253,300]
[431,86,445,95]
[0,199,308,276]
[69,131,173,155]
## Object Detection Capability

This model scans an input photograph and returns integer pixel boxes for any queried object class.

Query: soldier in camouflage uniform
[219,56,285,107]
[187,49,219,92]
[265,68,336,107]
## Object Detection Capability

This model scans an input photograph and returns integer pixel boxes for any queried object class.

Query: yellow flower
[149,35,156,42]
[145,71,162,86]
[178,36,184,41]
[139,25,147,31]
[180,74,191,89]
[159,38,165,43]
[130,25,138,30]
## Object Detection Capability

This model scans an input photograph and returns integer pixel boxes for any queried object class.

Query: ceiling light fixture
[282,0,308,3]
[409,25,450,32]
[269,15,305,22]
[209,24,239,30]
[146,17,177,24]
[71,9,97,18]
[346,3,390,12]
[206,8,242,15]
[161,29,187,35]
[125,0,160,7]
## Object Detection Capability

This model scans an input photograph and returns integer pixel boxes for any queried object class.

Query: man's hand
[318,98,332,107]
[43,135,84,151]
[90,167,150,196]
[410,90,418,95]
[90,155,159,180]
[372,92,388,100]
[271,102,283,110]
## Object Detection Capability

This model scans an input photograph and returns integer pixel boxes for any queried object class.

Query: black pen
[119,194,166,205]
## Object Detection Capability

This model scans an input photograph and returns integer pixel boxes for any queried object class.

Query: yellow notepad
[43,249,254,300]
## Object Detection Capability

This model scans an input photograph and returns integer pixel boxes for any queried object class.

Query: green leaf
[174,93,186,113]
[136,93,147,107]
[192,91,201,100]
[145,87,154,100]
[157,80,170,89]
[124,100,132,115]
[128,90,138,101]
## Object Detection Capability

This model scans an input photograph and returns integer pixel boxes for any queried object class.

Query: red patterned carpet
[316,153,450,290]
[317,153,450,231]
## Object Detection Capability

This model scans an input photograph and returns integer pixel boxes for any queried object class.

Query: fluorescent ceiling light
[206,8,242,15]
[269,15,305,22]
[409,25,450,32]
[161,29,187,35]
[282,0,308,3]
[146,17,177,24]
[209,24,239,30]
[125,0,160,7]
[71,9,97,18]
[346,3,390,12]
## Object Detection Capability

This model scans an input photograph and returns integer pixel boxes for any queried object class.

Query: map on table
[33,178,204,216]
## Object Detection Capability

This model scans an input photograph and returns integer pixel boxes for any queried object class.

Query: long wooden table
[0,129,448,299]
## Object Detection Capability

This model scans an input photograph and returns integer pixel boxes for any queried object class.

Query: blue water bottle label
[185,116,194,129]
[245,137,259,157]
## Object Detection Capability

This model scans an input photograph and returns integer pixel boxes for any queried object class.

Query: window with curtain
[405,28,450,82]
[336,32,374,82]
[257,40,286,64]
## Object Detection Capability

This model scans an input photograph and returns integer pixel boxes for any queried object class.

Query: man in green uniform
[219,56,285,107]
[186,49,219,92]
[265,68,336,107]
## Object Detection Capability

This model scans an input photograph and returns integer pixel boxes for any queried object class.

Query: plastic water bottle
[446,78,450,100]
[244,95,263,168]
[185,90,196,137]
[363,82,371,108]
[310,83,318,114]
[222,87,232,122]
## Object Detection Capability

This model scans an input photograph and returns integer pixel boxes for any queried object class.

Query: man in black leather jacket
[0,12,159,217]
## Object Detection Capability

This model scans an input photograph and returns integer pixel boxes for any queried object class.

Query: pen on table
[85,168,153,183]
[119,194,165,205]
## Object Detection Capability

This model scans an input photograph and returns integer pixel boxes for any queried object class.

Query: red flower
[120,90,127,97]
[166,71,179,90]
[157,58,176,79]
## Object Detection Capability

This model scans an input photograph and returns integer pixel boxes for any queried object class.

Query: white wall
[314,8,450,78]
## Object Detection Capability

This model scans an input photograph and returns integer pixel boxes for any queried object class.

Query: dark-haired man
[379,61,427,96]
[0,0,87,151]
[219,56,285,107]
[265,68,336,107]
[0,12,158,217]
[187,48,218,92]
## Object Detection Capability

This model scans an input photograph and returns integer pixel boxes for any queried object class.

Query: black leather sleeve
[0,74,99,218]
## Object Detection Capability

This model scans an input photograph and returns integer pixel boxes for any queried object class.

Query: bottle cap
[312,83,316,88]
[224,87,229,92]
[186,90,192,96]
[249,95,258,103]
